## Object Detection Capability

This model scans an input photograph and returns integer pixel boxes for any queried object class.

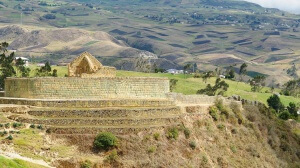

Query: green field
[117,70,299,106]
[0,156,46,168]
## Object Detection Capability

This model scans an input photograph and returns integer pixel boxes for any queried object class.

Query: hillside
[0,0,300,85]
[0,96,299,167]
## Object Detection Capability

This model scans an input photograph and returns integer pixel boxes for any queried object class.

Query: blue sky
[243,0,300,14]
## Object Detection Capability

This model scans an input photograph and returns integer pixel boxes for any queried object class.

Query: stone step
[28,106,182,118]
[12,115,182,127]
[0,97,175,108]
[47,124,172,135]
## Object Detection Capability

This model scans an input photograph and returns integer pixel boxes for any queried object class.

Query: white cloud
[243,0,300,14]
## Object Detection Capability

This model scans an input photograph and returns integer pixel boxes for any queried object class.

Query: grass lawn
[0,155,47,168]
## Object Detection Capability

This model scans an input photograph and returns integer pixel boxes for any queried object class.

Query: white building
[15,57,29,67]
[166,69,184,74]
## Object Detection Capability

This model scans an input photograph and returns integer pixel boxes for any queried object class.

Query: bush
[30,124,35,128]
[230,145,237,153]
[153,133,160,141]
[94,132,118,150]
[183,128,191,139]
[105,149,118,163]
[0,124,3,127]
[6,135,13,140]
[12,122,22,128]
[4,123,10,128]
[189,141,196,150]
[279,111,290,120]
[217,124,225,130]
[147,146,157,153]
[167,127,179,140]
[37,125,43,130]
[209,106,219,121]
[80,160,92,168]
[43,14,56,19]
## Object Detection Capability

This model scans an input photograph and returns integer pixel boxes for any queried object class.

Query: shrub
[4,123,10,128]
[209,106,219,121]
[231,128,237,134]
[30,124,35,128]
[230,145,237,153]
[217,124,225,130]
[6,135,13,140]
[0,123,3,127]
[167,127,179,140]
[147,146,157,153]
[183,128,191,139]
[12,122,22,128]
[189,141,196,150]
[94,132,118,150]
[80,160,92,168]
[202,155,208,165]
[279,111,290,120]
[105,149,118,163]
[153,133,160,141]
[37,125,43,130]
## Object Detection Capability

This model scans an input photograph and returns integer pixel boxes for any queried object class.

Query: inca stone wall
[5,77,169,99]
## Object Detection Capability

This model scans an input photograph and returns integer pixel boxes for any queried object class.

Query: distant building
[219,75,226,79]
[166,69,184,74]
[37,63,45,67]
[15,57,29,67]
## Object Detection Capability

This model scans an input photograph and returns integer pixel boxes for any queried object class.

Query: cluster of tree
[42,14,56,20]
[35,62,57,77]
[0,42,58,90]
[286,64,298,79]
[0,42,15,90]
[281,79,300,97]
[250,75,266,92]
[267,94,299,120]
[197,78,229,96]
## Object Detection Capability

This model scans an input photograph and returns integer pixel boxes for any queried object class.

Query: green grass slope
[0,156,47,168]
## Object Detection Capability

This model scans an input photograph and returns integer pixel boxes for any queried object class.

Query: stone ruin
[68,52,116,78]
[0,52,241,136]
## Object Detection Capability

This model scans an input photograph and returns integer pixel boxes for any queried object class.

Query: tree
[239,63,247,82]
[0,42,16,90]
[15,58,30,77]
[52,69,58,77]
[36,61,52,77]
[225,66,235,79]
[250,75,266,92]
[184,63,192,78]
[197,78,229,96]
[267,94,284,113]
[287,102,298,118]
[281,79,300,97]
[202,71,214,83]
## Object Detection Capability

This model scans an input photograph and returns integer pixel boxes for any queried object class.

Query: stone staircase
[6,99,184,135]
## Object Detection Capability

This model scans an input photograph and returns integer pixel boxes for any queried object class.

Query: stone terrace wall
[5,77,169,99]
[0,91,4,97]
[166,93,216,104]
